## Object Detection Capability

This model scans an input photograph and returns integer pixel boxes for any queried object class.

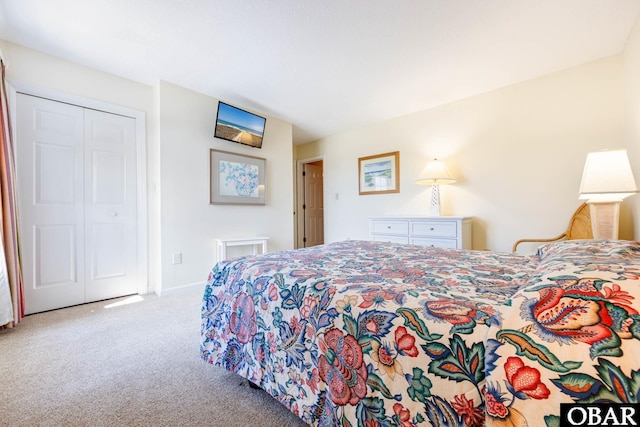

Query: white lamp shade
[416,159,456,185]
[578,149,638,201]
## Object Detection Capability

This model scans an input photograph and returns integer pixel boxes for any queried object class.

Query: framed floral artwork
[210,149,266,205]
[358,151,400,195]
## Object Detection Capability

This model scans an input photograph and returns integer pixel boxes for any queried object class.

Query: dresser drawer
[411,221,457,238]
[412,237,458,249]
[372,235,410,244]
[370,220,409,235]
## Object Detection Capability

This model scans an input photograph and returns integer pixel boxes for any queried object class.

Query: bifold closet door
[83,108,138,303]
[17,94,138,314]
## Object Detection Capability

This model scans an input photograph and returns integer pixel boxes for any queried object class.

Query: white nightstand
[369,216,472,249]
[215,236,269,261]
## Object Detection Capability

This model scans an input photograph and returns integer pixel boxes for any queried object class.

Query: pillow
[536,239,640,265]
[512,240,640,292]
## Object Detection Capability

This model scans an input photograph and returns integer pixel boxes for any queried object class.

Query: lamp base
[429,184,441,216]
[587,201,620,240]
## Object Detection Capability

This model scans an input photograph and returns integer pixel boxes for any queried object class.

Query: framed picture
[210,149,266,205]
[358,151,400,195]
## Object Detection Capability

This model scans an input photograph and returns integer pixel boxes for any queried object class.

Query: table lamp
[416,159,456,216]
[578,149,638,239]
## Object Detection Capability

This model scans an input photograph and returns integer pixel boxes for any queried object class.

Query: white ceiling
[1,0,639,144]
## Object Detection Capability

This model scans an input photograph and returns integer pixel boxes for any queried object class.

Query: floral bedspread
[484,240,640,427]
[200,240,640,426]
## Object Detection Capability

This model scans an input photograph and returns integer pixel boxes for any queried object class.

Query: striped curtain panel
[0,58,24,328]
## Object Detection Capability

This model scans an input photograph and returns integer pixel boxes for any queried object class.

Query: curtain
[0,58,24,328]
[0,226,12,325]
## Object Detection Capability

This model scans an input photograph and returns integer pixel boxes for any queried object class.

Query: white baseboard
[154,281,207,297]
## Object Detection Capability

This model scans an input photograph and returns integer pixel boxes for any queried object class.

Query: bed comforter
[200,239,640,426]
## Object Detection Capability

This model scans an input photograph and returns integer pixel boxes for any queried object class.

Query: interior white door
[17,94,138,314]
[17,95,85,314]
[303,162,324,247]
[84,109,138,302]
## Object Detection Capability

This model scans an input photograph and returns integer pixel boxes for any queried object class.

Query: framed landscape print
[358,151,400,195]
[210,149,266,205]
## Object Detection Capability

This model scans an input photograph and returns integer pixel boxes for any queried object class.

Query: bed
[200,239,640,426]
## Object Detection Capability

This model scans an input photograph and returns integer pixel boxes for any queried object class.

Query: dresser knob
[387,226,391,229]
[430,227,434,231]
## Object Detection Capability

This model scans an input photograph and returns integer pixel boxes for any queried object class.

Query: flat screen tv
[214,102,266,148]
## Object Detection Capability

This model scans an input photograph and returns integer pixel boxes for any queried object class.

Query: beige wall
[157,81,294,291]
[3,24,640,294]
[624,13,640,239]
[0,41,153,114]
[2,40,294,294]
[297,55,629,252]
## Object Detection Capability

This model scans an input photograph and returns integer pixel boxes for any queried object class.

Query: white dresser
[369,216,472,249]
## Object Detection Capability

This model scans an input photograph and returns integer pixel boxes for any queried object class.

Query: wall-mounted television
[214,102,266,149]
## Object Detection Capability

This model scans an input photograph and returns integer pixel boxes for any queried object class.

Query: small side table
[215,236,269,261]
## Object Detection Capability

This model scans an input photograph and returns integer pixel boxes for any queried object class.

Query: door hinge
[303,204,306,209]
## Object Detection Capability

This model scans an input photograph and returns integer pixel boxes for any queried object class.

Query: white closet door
[84,109,138,302]
[17,94,138,314]
[17,94,85,314]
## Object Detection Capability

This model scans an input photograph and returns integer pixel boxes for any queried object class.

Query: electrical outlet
[172,252,182,264]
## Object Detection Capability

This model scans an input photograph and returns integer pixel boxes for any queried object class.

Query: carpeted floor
[0,287,308,427]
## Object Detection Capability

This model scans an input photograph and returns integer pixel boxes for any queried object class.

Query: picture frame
[358,151,400,195]
[210,149,266,205]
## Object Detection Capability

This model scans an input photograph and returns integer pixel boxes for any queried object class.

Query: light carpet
[0,287,308,427]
